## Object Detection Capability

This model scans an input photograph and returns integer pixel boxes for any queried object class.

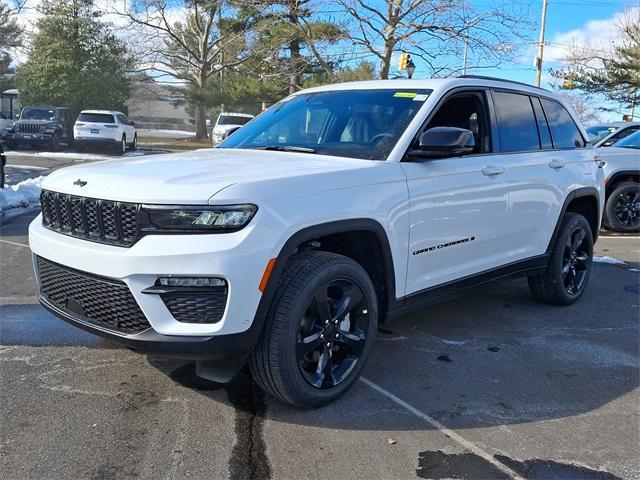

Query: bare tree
[118,0,260,139]
[556,90,603,125]
[337,0,531,79]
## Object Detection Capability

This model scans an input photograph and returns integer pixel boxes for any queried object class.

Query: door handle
[549,159,564,170]
[482,165,505,176]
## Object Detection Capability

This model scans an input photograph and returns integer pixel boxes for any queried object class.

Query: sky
[8,0,638,121]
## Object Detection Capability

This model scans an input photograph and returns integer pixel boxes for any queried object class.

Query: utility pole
[462,37,469,75]
[535,0,549,87]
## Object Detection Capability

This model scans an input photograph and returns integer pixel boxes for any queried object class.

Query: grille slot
[37,257,151,335]
[16,123,42,134]
[161,292,227,324]
[40,190,139,247]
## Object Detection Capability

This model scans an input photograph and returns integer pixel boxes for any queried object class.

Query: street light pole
[462,37,468,75]
[536,0,549,87]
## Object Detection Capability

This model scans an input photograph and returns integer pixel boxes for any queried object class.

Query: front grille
[161,292,227,324]
[37,257,151,335]
[41,190,140,247]
[16,123,43,134]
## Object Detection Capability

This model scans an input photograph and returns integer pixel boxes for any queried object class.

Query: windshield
[21,108,56,121]
[614,130,640,149]
[586,125,617,143]
[218,115,253,126]
[218,89,432,160]
[78,113,115,123]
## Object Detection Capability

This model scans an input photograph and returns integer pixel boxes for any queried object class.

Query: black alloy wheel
[297,279,369,389]
[613,189,640,229]
[562,227,590,295]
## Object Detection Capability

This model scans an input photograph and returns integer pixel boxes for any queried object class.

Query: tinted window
[220,89,431,161]
[531,97,553,149]
[117,114,129,125]
[606,125,640,145]
[493,91,540,152]
[78,113,115,123]
[540,98,584,148]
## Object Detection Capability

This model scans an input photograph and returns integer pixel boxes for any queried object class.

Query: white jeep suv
[29,77,604,407]
[74,110,137,155]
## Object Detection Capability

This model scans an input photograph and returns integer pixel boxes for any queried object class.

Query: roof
[79,110,124,115]
[219,112,254,117]
[297,77,553,97]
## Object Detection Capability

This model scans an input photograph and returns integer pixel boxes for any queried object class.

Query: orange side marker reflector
[259,258,276,293]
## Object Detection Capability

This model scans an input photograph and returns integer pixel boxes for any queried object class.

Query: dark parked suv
[6,106,74,151]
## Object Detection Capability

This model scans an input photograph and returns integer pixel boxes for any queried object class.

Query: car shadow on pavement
[145,264,639,433]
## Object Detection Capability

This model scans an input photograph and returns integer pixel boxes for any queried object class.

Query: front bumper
[6,132,54,145]
[29,214,273,358]
[39,295,262,361]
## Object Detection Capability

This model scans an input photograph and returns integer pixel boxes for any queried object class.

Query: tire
[50,132,60,152]
[117,136,126,155]
[130,134,137,151]
[249,251,378,407]
[528,212,593,306]
[603,182,640,233]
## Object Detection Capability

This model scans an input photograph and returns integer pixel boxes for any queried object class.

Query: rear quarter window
[540,98,585,149]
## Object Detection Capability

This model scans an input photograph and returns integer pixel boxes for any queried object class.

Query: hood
[213,124,245,134]
[41,148,374,204]
[16,119,58,125]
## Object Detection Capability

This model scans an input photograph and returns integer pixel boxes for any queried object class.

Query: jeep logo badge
[73,179,87,187]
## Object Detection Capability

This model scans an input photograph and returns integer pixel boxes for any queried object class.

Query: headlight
[140,204,257,233]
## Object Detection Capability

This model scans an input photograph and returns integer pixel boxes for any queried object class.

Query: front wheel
[249,251,378,407]
[528,212,593,305]
[130,134,137,151]
[604,182,640,233]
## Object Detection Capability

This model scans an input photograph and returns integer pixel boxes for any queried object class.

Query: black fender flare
[252,218,398,330]
[547,187,601,251]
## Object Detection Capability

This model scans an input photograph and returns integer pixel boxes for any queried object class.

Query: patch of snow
[138,129,195,138]
[0,176,45,212]
[593,256,627,265]
[4,150,160,161]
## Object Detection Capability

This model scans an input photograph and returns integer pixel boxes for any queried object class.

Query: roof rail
[457,75,549,91]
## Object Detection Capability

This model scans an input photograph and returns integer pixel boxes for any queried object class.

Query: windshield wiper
[255,145,316,154]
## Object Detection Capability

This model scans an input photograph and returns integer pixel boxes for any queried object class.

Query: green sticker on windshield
[394,92,417,98]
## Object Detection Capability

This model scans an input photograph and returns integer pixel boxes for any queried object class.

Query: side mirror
[223,126,241,139]
[410,127,475,159]
[129,120,136,127]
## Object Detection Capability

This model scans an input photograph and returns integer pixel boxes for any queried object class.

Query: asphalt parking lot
[1,155,639,480]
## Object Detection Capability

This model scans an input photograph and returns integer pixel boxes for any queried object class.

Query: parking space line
[0,239,30,249]
[360,376,525,480]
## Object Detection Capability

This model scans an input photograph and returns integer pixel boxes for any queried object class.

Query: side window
[540,98,585,148]
[605,126,639,145]
[424,91,491,154]
[492,91,540,152]
[531,97,553,149]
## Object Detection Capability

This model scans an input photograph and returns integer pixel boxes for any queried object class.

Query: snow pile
[593,256,626,265]
[0,176,44,212]
[138,129,195,138]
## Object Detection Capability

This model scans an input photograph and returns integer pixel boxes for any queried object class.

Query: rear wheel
[117,136,126,155]
[249,251,378,407]
[604,182,640,233]
[528,213,593,305]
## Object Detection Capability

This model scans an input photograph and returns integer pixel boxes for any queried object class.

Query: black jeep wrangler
[5,106,74,151]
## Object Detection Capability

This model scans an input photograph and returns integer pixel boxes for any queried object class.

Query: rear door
[494,91,594,260]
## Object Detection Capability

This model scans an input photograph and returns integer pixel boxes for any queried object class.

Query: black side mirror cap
[409,127,475,159]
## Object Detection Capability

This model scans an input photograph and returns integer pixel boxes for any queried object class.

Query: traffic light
[398,53,410,71]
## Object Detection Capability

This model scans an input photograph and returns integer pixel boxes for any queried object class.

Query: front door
[401,90,512,295]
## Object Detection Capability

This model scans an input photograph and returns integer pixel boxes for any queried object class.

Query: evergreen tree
[15,0,132,114]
